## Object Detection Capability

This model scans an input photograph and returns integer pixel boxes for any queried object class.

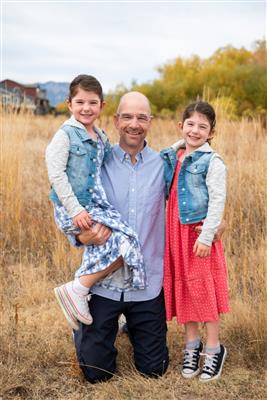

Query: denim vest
[49,124,111,207]
[160,143,214,224]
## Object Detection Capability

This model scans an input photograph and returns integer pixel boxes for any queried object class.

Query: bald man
[73,92,169,382]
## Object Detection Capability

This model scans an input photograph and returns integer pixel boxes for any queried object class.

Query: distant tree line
[103,40,267,119]
[56,40,266,119]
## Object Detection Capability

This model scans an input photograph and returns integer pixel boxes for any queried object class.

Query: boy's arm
[198,155,226,246]
[46,130,85,218]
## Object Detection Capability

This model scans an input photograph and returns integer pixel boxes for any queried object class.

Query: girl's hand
[193,240,211,257]
[73,211,92,230]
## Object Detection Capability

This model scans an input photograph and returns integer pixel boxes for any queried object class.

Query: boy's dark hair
[182,101,216,131]
[69,74,104,102]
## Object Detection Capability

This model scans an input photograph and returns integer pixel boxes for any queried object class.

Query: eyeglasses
[117,113,152,124]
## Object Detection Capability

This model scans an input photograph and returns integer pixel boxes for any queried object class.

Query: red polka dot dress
[164,153,229,324]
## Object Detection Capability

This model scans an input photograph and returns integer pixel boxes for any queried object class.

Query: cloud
[2,1,266,89]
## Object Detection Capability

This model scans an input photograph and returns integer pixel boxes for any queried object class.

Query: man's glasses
[117,113,152,124]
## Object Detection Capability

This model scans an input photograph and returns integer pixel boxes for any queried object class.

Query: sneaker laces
[183,348,199,369]
[201,352,218,374]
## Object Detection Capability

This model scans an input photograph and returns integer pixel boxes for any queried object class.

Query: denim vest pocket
[185,164,206,187]
[69,144,87,156]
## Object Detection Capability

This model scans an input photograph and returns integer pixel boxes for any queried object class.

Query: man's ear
[100,101,106,110]
[113,113,119,128]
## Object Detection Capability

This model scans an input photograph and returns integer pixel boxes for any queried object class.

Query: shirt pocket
[144,187,163,217]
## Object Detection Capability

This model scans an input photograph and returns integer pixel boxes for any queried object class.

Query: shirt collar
[114,141,149,163]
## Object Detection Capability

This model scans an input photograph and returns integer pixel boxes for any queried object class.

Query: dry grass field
[0,109,266,399]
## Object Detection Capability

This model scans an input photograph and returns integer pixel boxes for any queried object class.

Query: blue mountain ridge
[38,81,69,106]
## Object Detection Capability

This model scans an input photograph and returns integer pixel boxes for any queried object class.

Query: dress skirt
[164,157,229,323]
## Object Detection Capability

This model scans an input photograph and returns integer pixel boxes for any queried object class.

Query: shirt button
[131,209,135,213]
[183,201,186,205]
[131,188,135,192]
[182,187,185,191]
[91,174,95,178]
[93,158,96,162]
[186,218,189,221]
[89,189,93,193]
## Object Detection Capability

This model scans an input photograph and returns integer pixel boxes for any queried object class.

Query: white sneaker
[54,281,93,329]
[118,314,127,334]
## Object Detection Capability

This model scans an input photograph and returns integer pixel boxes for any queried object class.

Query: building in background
[0,79,51,114]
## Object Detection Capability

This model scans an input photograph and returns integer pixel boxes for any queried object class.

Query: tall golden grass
[0,109,266,399]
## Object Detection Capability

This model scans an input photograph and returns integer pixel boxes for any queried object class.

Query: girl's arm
[46,129,86,219]
[197,155,226,247]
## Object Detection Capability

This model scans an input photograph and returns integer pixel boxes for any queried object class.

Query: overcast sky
[1,0,266,91]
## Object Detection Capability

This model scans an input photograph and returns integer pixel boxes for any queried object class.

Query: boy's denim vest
[49,124,112,207]
[160,146,214,224]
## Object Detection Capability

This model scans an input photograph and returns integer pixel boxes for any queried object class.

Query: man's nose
[129,116,140,127]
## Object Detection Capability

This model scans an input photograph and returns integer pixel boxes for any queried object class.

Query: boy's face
[68,88,104,131]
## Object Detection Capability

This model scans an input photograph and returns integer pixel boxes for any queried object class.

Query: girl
[161,101,229,382]
[46,75,145,331]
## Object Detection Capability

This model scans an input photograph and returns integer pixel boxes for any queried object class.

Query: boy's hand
[73,210,92,230]
[193,240,211,257]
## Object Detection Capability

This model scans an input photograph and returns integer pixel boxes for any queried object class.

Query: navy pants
[74,291,169,383]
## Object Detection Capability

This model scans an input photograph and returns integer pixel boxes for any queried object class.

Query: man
[74,92,169,383]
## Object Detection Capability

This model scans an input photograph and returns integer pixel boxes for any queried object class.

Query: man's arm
[77,223,112,245]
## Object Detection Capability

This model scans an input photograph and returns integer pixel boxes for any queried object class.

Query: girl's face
[68,88,104,131]
[179,111,213,152]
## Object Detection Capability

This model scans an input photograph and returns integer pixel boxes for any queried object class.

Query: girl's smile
[179,111,213,153]
[68,88,104,133]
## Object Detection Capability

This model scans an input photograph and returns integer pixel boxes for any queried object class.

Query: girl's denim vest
[49,125,112,207]
[160,146,214,224]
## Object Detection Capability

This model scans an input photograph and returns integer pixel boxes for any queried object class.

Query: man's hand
[77,222,112,245]
[194,219,226,242]
[193,240,211,257]
[73,210,92,230]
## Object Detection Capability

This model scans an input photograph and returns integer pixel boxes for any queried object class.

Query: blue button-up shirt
[90,143,166,302]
